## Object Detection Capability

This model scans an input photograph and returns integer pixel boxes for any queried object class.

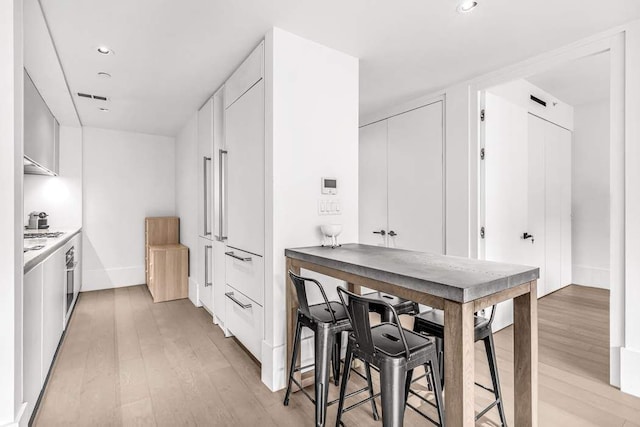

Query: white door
[225,80,265,256]
[197,236,213,311]
[359,120,388,247]
[483,93,530,330]
[212,87,226,241]
[527,114,547,296]
[387,102,444,253]
[543,117,573,294]
[198,98,214,239]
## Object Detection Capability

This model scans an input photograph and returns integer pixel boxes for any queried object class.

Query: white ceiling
[526,51,611,107]
[39,0,640,136]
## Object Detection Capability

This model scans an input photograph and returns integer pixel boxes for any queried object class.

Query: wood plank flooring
[34,284,640,426]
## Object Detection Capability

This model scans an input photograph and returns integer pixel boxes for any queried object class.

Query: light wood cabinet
[148,244,188,303]
[145,217,179,286]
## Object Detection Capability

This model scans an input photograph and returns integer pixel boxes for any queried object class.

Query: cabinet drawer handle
[225,292,252,309]
[225,251,252,262]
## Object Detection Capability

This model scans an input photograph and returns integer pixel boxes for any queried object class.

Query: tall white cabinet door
[387,101,444,254]
[24,265,43,418]
[544,120,572,294]
[197,236,213,311]
[527,114,547,296]
[212,88,226,241]
[225,80,265,256]
[42,247,65,380]
[359,120,388,247]
[198,98,214,239]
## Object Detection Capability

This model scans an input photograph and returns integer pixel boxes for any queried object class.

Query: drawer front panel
[225,285,263,361]
[225,247,264,305]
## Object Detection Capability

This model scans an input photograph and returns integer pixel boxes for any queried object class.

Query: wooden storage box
[148,244,188,303]
[145,217,180,286]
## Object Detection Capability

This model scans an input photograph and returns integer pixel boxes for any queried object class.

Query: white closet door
[387,102,444,254]
[359,120,388,247]
[483,93,528,331]
[544,120,572,293]
[225,80,265,256]
[528,114,547,296]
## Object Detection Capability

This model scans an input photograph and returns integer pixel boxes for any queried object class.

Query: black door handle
[388,231,397,237]
[373,230,386,236]
[522,232,534,243]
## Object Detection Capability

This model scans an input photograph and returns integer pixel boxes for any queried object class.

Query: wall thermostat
[321,177,337,195]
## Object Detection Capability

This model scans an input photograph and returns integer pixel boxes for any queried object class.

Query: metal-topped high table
[285,244,539,427]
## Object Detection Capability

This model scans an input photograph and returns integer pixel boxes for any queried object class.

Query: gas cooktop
[24,231,65,239]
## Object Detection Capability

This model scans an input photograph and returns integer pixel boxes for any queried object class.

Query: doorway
[478,51,612,383]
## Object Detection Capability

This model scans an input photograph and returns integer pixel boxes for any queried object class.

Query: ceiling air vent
[530,95,547,107]
[77,92,109,101]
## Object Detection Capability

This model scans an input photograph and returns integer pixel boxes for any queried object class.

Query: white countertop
[23,227,82,273]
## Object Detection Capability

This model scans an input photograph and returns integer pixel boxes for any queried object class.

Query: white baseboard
[261,340,286,392]
[572,265,610,289]
[81,266,145,291]
[621,347,640,398]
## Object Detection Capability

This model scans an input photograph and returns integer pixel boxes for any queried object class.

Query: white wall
[0,0,23,424]
[572,100,610,288]
[24,125,82,229]
[263,28,359,390]
[175,113,199,302]
[82,127,176,291]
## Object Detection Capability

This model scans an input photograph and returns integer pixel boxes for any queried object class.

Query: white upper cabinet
[225,79,265,256]
[224,43,264,109]
[198,98,214,239]
[359,120,388,247]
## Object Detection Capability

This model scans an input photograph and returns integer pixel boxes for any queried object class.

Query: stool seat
[414,309,492,341]
[364,291,419,323]
[309,301,349,324]
[371,323,434,357]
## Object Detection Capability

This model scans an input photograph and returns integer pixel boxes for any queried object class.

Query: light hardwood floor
[34,285,640,426]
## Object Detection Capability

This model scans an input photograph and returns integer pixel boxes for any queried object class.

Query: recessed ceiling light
[457,0,478,13]
[97,46,113,55]
[99,107,110,112]
[97,72,111,79]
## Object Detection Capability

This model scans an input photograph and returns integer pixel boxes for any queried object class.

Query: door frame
[359,95,447,254]
[471,32,625,387]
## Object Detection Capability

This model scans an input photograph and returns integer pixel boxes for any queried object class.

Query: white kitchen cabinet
[23,264,43,420]
[42,246,65,380]
[213,240,228,329]
[224,43,264,109]
[198,98,214,239]
[359,101,444,254]
[225,79,265,256]
[197,236,213,311]
[225,284,263,361]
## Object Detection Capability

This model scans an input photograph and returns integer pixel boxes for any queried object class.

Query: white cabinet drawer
[225,247,264,305]
[224,42,264,109]
[225,285,263,361]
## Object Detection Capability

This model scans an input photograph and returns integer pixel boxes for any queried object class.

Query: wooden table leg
[286,258,301,385]
[514,280,538,427]
[347,282,361,295]
[444,299,475,427]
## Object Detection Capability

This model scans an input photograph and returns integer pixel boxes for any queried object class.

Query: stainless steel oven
[65,246,77,318]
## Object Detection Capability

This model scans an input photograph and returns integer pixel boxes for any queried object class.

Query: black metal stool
[336,288,444,427]
[412,304,508,426]
[364,291,419,323]
[283,271,378,427]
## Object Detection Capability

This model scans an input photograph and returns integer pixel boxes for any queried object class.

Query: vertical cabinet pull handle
[203,156,212,236]
[388,230,397,237]
[216,149,228,241]
[204,245,212,287]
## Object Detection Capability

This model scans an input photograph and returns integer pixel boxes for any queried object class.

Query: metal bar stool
[364,291,419,323]
[412,304,508,426]
[283,271,378,427]
[336,288,444,427]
